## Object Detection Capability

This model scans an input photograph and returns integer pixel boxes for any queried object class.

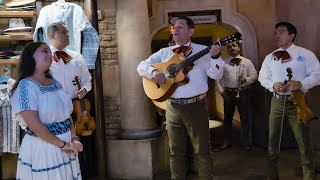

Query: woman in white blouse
[10,42,83,180]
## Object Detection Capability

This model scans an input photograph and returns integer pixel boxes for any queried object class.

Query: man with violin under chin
[214,41,257,152]
[137,16,225,180]
[259,22,320,180]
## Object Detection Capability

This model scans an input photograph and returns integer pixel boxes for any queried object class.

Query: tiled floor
[155,121,320,180]
[155,147,310,180]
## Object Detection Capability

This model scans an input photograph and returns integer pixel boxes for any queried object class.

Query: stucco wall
[276,0,320,58]
[97,0,320,148]
[235,0,277,68]
[97,0,277,139]
[276,0,320,149]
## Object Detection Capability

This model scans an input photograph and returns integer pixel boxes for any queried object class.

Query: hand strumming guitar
[152,70,166,84]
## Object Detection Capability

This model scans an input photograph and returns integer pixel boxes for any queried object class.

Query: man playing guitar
[137,16,224,180]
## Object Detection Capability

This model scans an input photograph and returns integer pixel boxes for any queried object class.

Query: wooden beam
[83,0,107,179]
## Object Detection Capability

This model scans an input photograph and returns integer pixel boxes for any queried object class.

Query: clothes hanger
[56,0,66,6]
[0,66,15,101]
[0,66,10,84]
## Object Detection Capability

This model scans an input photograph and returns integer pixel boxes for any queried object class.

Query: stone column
[107,2,168,178]
[116,0,162,139]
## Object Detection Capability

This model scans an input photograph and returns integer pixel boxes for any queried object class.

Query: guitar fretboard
[176,46,211,71]
[174,32,241,72]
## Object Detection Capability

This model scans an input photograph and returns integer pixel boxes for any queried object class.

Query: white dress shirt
[137,42,225,98]
[258,44,320,94]
[216,55,258,94]
[50,46,92,99]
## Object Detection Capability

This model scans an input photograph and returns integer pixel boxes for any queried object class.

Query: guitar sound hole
[167,65,177,78]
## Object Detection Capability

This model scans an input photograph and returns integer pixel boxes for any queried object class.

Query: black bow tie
[273,50,292,63]
[53,51,72,64]
[229,58,242,66]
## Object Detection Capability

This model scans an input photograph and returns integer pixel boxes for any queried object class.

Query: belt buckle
[171,94,204,105]
[171,98,186,105]
[274,93,290,101]
[180,99,187,105]
[188,97,195,104]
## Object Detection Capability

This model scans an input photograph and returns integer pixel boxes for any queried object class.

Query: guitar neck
[177,47,210,70]
[175,32,241,71]
[176,41,221,71]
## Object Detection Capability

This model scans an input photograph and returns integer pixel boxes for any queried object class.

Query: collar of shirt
[225,55,241,63]
[50,46,68,54]
[51,46,73,64]
[173,41,192,48]
[274,43,297,57]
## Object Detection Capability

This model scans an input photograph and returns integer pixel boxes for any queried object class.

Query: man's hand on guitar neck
[152,69,166,84]
[210,45,221,59]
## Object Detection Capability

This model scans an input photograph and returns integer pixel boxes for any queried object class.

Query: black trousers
[223,88,251,145]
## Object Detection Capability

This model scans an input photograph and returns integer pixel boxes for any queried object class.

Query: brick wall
[98,10,120,140]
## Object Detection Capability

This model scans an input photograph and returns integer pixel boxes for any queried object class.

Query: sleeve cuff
[211,53,221,59]
[83,86,92,92]
[300,80,308,93]
[268,81,275,92]
[147,66,157,78]
[210,57,224,69]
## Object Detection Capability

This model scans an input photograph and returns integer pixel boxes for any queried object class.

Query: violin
[73,76,96,136]
[286,68,317,124]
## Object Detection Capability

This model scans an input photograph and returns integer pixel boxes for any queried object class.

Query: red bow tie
[53,51,72,64]
[273,50,292,63]
[229,58,242,66]
[172,46,192,57]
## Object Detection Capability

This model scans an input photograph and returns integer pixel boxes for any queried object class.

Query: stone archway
[149,0,258,67]
[148,0,259,127]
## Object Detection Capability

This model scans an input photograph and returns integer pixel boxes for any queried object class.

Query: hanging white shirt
[216,55,257,94]
[258,44,320,94]
[137,42,225,98]
[50,46,92,99]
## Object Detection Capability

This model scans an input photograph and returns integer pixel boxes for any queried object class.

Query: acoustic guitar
[73,76,96,136]
[143,32,242,102]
